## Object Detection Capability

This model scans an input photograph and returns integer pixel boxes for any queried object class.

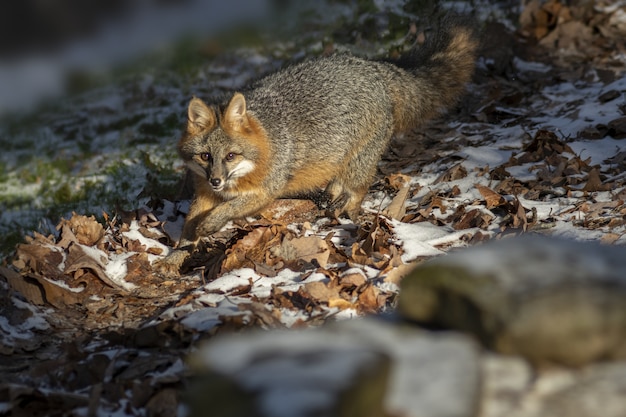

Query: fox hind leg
[325,176,372,220]
[325,128,392,220]
[324,158,380,220]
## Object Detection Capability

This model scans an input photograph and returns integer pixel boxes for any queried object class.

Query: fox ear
[187,97,216,133]
[223,93,248,129]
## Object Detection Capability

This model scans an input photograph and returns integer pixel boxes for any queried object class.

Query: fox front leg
[154,249,191,276]
[154,193,218,276]
[195,191,274,237]
[155,192,272,276]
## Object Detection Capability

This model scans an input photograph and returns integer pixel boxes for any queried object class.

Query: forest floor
[1,1,626,415]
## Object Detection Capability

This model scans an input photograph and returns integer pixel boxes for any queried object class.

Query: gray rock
[479,356,626,417]
[479,354,534,417]
[187,318,481,417]
[398,236,626,366]
[540,362,626,417]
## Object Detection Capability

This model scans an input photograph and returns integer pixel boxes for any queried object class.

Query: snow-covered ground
[1,0,626,415]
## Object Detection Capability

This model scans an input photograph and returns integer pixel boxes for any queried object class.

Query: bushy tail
[387,14,479,132]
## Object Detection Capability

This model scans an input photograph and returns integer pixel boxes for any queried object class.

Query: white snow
[122,220,170,258]
[391,221,451,261]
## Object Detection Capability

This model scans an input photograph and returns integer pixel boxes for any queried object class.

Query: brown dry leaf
[124,252,155,285]
[304,281,340,303]
[229,279,254,297]
[273,286,319,311]
[583,168,610,192]
[0,266,45,305]
[241,302,284,328]
[357,284,381,314]
[384,183,410,220]
[383,262,419,285]
[271,287,296,309]
[339,273,367,288]
[475,184,507,209]
[430,196,448,214]
[513,130,575,164]
[520,0,570,40]
[360,217,395,256]
[540,19,593,51]
[254,262,277,277]
[601,233,621,245]
[59,213,105,246]
[222,226,280,272]
[287,236,330,268]
[350,243,370,265]
[57,223,79,249]
[509,198,529,231]
[388,245,404,268]
[324,233,350,265]
[385,173,411,190]
[145,388,178,417]
[452,207,493,230]
[13,243,65,281]
[64,244,126,291]
[25,273,84,309]
[308,277,358,309]
[124,238,146,253]
[327,298,354,310]
[434,163,468,184]
[608,116,626,139]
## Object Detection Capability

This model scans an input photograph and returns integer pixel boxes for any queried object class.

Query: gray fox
[156,15,479,275]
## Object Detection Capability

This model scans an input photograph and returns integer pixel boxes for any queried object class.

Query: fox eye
[199,152,211,162]
[225,152,236,161]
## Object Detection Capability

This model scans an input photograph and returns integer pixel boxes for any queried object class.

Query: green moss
[52,183,73,205]
[0,229,24,259]
[0,161,7,183]
[137,112,182,139]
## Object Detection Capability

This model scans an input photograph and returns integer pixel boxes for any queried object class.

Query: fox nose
[210,178,222,188]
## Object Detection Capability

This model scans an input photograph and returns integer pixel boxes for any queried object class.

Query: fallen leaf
[583,168,610,192]
[58,213,105,246]
[13,243,65,281]
[26,273,84,309]
[286,236,330,268]
[0,266,45,305]
[600,233,621,245]
[339,273,367,288]
[452,207,493,230]
[384,183,410,220]
[222,226,282,272]
[434,163,468,184]
[358,284,381,314]
[327,298,354,310]
[304,281,340,303]
[385,173,412,190]
[64,244,127,291]
[383,262,419,285]
[475,184,506,209]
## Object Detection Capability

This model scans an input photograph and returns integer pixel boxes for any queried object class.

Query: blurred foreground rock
[187,236,626,416]
[187,319,480,417]
[399,236,626,366]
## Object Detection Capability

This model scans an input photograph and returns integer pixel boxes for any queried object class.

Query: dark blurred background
[0,0,277,114]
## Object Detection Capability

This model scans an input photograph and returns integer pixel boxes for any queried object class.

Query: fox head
[178,93,270,195]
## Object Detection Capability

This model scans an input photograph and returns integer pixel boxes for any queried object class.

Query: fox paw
[153,250,190,277]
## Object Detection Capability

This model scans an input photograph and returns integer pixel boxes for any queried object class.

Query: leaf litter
[2,1,626,415]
